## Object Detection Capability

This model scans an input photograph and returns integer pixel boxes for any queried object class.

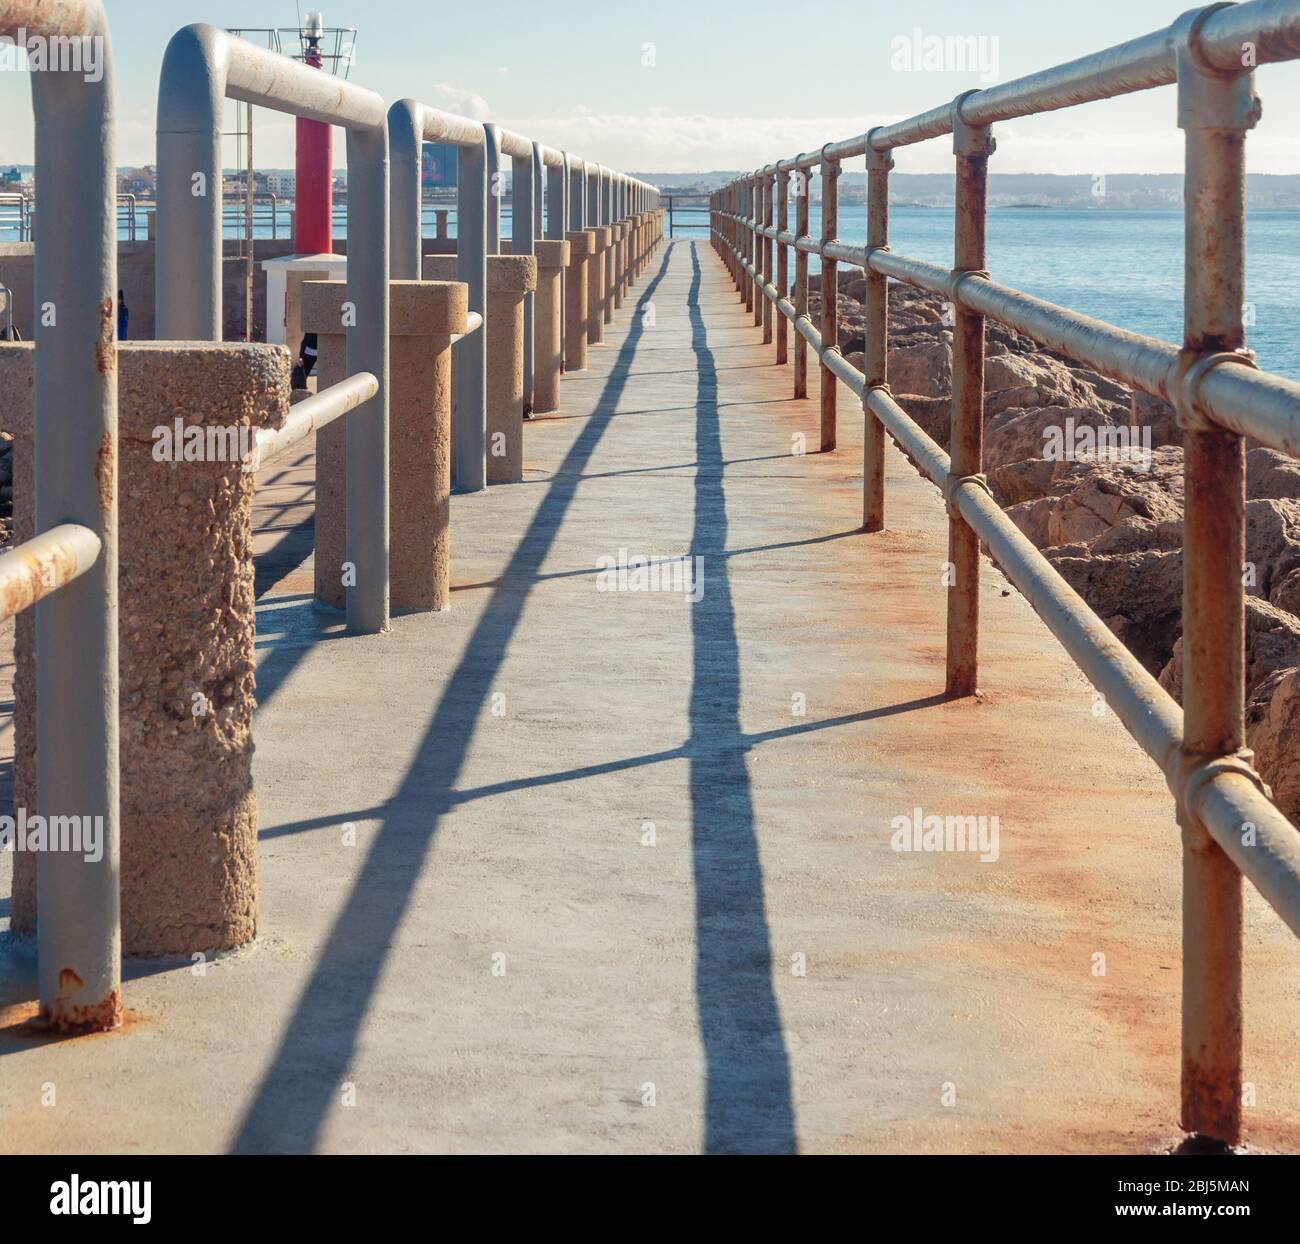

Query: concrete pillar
[303,278,470,611]
[435,209,449,239]
[532,238,570,414]
[425,254,536,483]
[612,222,626,311]
[603,224,619,325]
[588,226,612,345]
[565,230,595,372]
[1,340,288,955]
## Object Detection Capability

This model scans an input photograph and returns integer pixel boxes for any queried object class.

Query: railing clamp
[1177,748,1272,834]
[820,142,842,176]
[947,267,990,307]
[864,129,895,173]
[943,471,992,516]
[951,90,995,158]
[1173,4,1261,133]
[1172,347,1257,433]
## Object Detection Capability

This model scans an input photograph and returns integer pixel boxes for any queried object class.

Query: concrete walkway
[2,240,1298,1154]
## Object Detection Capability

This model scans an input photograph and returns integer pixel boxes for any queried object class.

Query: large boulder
[1132,389,1181,449]
[888,336,952,398]
[1048,547,1185,674]
[1271,566,1300,618]
[1247,446,1300,501]
[1246,667,1300,823]
[1243,498,1300,598]
[1159,595,1300,703]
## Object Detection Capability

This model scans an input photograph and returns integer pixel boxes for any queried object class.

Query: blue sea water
[684,205,1300,382]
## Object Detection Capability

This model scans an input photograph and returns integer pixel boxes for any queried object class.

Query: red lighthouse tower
[294,11,333,256]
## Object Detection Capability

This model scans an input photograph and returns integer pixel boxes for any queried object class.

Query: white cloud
[427,82,492,122]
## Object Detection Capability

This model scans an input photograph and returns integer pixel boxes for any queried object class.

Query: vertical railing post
[1173,13,1260,1149]
[25,2,122,1029]
[761,167,773,345]
[794,164,809,399]
[747,175,757,317]
[818,148,839,451]
[944,94,992,697]
[863,131,893,533]
[454,128,489,493]
[776,166,789,366]
[547,149,567,370]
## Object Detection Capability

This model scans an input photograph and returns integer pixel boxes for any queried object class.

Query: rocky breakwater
[808,271,1300,820]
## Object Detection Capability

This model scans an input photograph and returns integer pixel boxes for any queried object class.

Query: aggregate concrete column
[588,226,612,345]
[2,341,288,955]
[425,254,536,484]
[565,229,595,372]
[613,222,627,311]
[532,238,571,414]
[304,278,470,611]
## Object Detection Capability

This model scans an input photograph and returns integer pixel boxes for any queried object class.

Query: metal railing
[157,22,391,636]
[712,0,1300,1149]
[390,100,657,491]
[0,0,120,1032]
[666,192,710,236]
[1,3,657,1036]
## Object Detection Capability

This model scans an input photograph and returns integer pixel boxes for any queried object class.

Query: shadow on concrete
[229,246,678,1154]
[684,243,798,1154]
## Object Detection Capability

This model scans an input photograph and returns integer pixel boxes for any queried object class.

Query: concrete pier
[3,240,1297,1154]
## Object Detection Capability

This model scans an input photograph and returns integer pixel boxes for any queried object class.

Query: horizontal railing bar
[954,481,1184,782]
[453,310,484,343]
[726,205,1300,462]
[0,523,102,625]
[251,372,379,469]
[1198,771,1300,938]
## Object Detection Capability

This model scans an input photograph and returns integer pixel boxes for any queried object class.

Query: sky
[2,0,1299,176]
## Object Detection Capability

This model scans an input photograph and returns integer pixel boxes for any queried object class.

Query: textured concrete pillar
[588,226,611,345]
[303,293,348,611]
[603,224,618,325]
[434,209,449,239]
[613,222,626,311]
[1,341,288,955]
[532,239,570,414]
[304,278,469,611]
[565,230,595,373]
[425,254,536,484]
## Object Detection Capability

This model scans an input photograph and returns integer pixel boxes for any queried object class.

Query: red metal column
[294,43,334,255]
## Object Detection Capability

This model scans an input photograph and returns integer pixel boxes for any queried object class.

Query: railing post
[761,168,773,346]
[863,131,893,533]
[794,165,809,399]
[776,167,789,366]
[819,148,839,451]
[1173,12,1261,1148]
[945,94,992,698]
[746,175,757,316]
[20,1,122,1029]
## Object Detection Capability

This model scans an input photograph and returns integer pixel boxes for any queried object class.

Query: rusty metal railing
[713,0,1300,1149]
[0,0,120,1032]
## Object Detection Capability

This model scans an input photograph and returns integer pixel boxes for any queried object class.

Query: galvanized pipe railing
[390,100,655,485]
[712,0,1300,1149]
[157,22,390,635]
[1,0,121,1033]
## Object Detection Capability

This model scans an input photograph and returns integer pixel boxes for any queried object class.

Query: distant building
[423,144,457,190]
[1,167,21,185]
[267,171,297,196]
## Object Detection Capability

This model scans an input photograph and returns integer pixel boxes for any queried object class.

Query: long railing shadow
[230,244,678,1153]
[684,244,798,1153]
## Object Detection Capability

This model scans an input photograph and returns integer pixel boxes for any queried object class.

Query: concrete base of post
[532,239,570,414]
[304,278,469,612]
[0,341,288,955]
[425,254,536,485]
[565,230,595,372]
[588,227,612,345]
